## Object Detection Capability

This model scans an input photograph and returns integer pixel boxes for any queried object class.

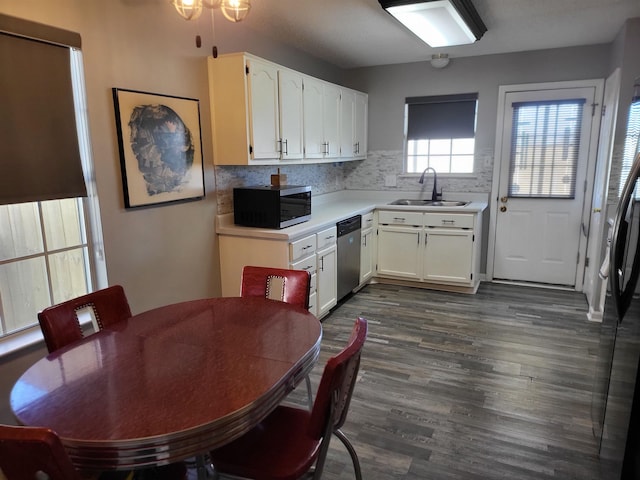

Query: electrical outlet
[384,174,397,187]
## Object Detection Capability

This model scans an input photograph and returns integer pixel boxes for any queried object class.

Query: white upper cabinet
[303,77,341,160]
[322,83,341,159]
[340,89,355,159]
[340,88,367,159]
[247,57,280,160]
[354,91,368,159]
[278,68,304,160]
[302,76,324,160]
[208,52,367,166]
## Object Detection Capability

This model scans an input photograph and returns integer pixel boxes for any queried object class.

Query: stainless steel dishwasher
[336,215,362,301]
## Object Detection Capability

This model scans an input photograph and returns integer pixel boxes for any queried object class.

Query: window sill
[0,319,95,359]
[0,327,46,359]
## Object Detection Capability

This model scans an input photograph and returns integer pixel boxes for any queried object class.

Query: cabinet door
[377,226,422,280]
[317,244,337,316]
[303,76,324,159]
[354,92,368,159]
[423,228,473,284]
[247,58,280,160]
[340,89,355,159]
[278,69,304,160]
[360,228,374,283]
[322,84,341,158]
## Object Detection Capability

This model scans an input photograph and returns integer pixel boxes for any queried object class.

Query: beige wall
[0,0,341,314]
[0,0,341,423]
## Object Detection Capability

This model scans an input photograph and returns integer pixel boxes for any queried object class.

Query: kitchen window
[405,93,477,174]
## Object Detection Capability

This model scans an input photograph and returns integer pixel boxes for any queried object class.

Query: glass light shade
[220,0,251,22]
[173,0,204,20]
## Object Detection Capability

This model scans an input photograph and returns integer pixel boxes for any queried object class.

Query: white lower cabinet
[359,211,375,284]
[423,228,473,283]
[317,244,337,317]
[377,225,422,280]
[376,209,481,291]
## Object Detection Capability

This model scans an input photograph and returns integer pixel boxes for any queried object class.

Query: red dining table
[10,296,322,475]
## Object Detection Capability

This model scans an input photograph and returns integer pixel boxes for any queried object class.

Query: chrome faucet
[418,167,441,201]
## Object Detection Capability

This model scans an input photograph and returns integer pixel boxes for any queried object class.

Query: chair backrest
[240,266,311,310]
[37,285,132,354]
[308,317,368,440]
[0,424,81,480]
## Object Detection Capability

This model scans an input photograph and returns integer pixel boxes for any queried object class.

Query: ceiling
[241,0,640,69]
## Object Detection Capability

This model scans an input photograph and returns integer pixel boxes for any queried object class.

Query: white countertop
[216,190,488,241]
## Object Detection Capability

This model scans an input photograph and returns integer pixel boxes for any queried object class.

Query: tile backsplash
[214,149,494,214]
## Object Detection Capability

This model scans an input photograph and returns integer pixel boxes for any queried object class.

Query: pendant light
[172,0,251,23]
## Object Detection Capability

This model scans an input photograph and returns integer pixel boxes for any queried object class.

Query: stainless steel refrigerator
[591,144,640,478]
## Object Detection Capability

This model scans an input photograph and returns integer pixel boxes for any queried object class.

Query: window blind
[619,91,640,198]
[508,99,585,199]
[0,15,86,205]
[406,93,477,140]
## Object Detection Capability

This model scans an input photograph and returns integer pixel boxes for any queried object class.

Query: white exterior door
[493,85,600,286]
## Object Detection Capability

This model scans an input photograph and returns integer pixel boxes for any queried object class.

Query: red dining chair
[241,265,314,408]
[209,317,368,480]
[0,424,84,480]
[37,285,132,354]
[241,265,311,310]
[0,424,188,480]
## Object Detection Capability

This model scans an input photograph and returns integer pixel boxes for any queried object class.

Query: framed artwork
[112,88,205,208]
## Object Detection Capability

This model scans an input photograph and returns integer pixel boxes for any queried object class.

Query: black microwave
[233,185,312,229]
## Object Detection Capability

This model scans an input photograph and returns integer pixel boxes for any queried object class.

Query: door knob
[500,196,508,203]
[500,205,507,212]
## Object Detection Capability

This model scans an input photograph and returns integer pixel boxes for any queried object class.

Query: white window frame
[0,50,107,356]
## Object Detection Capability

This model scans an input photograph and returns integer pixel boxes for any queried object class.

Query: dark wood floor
[300,282,606,480]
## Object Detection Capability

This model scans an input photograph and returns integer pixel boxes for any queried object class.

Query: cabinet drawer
[425,213,474,229]
[378,210,423,226]
[362,211,375,230]
[289,234,317,262]
[290,254,317,274]
[316,226,337,250]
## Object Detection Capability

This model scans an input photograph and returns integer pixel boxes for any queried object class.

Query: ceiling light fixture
[378,0,486,48]
[430,53,450,68]
[172,0,251,23]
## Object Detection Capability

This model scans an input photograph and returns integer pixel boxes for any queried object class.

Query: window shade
[508,99,585,199]
[0,17,86,205]
[406,93,477,140]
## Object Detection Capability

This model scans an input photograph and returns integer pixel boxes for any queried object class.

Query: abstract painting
[113,88,205,208]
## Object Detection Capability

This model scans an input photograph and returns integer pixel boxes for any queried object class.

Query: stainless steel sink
[388,199,469,207]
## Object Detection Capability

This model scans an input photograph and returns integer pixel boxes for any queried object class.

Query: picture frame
[112,88,205,209]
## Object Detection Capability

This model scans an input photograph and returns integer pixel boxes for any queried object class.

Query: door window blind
[619,87,640,199]
[508,99,586,199]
